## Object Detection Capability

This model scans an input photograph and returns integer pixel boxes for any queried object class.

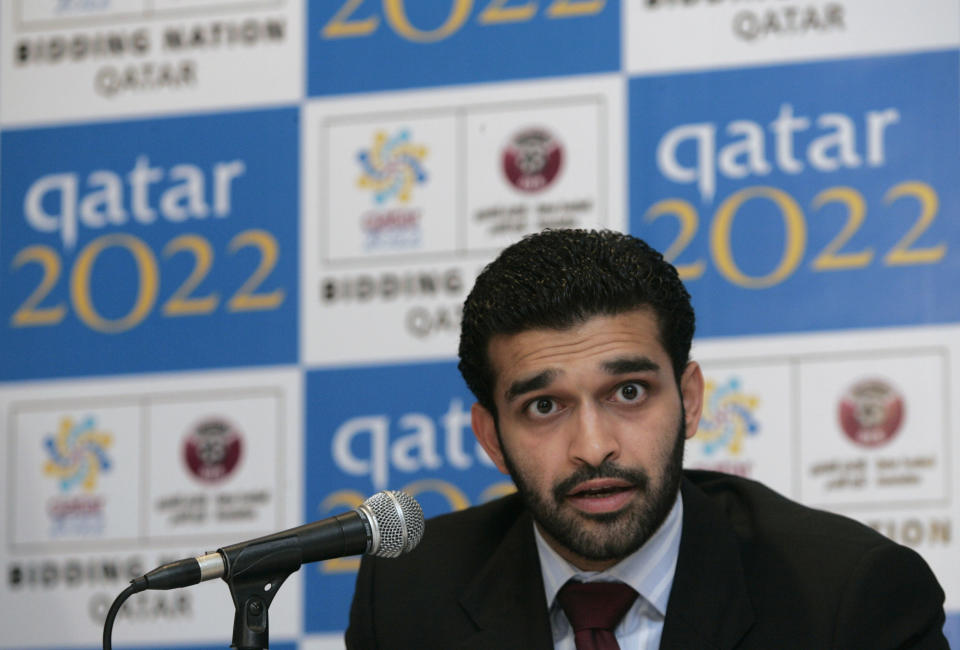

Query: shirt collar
[534,490,683,618]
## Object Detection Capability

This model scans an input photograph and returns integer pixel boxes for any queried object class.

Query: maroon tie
[556,580,638,650]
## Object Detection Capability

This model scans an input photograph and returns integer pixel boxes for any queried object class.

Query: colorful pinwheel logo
[357,129,428,204]
[696,378,760,456]
[43,416,113,493]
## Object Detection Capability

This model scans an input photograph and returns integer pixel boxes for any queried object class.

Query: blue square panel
[1,108,299,379]
[629,51,960,337]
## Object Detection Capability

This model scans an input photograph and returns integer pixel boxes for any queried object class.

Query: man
[346,229,947,649]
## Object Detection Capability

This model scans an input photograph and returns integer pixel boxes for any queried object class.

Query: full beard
[500,415,686,563]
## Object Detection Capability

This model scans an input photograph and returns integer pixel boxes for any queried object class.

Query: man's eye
[614,382,645,403]
[526,397,557,417]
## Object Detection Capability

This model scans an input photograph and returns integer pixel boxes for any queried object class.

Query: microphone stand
[220,535,301,650]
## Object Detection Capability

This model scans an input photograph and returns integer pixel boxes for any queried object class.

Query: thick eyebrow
[502,356,660,402]
[602,356,660,375]
[504,369,557,403]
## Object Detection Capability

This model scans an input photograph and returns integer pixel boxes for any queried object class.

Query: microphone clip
[221,534,301,650]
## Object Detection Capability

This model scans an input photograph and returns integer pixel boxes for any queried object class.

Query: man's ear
[680,361,705,440]
[471,402,509,475]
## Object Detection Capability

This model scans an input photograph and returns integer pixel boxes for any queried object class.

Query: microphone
[132,490,424,591]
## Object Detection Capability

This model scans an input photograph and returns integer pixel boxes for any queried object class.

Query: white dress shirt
[534,493,683,650]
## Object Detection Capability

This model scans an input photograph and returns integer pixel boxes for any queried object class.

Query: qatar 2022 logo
[356,129,429,251]
[357,129,428,204]
[42,415,113,536]
[696,377,760,456]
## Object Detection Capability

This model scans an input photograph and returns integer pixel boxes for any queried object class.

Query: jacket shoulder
[685,469,892,549]
[679,470,947,648]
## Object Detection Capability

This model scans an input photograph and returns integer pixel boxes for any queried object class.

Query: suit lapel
[457,508,554,650]
[660,477,755,649]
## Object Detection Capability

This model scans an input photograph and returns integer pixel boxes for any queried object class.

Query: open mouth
[566,480,637,513]
[571,484,630,497]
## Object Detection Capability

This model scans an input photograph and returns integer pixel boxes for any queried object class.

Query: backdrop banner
[1,1,957,648]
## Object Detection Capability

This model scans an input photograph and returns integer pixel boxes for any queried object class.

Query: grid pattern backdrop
[1,1,958,648]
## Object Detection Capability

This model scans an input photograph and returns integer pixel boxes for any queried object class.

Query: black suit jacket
[346,470,947,649]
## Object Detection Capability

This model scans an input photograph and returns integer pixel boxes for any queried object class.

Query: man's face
[471,309,703,571]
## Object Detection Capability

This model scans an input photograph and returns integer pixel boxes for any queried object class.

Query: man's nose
[567,404,620,467]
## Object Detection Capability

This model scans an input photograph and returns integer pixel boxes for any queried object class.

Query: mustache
[552,461,650,501]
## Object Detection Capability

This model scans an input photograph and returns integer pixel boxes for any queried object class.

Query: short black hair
[458,229,695,415]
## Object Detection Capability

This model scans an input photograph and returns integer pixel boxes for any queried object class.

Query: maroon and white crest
[183,418,243,482]
[838,378,904,448]
[502,128,563,192]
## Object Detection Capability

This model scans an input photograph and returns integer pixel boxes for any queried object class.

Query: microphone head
[360,490,425,558]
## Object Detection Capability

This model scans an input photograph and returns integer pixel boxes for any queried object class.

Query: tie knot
[557,580,638,634]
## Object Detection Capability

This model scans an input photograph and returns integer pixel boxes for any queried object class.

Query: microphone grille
[363,490,424,558]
